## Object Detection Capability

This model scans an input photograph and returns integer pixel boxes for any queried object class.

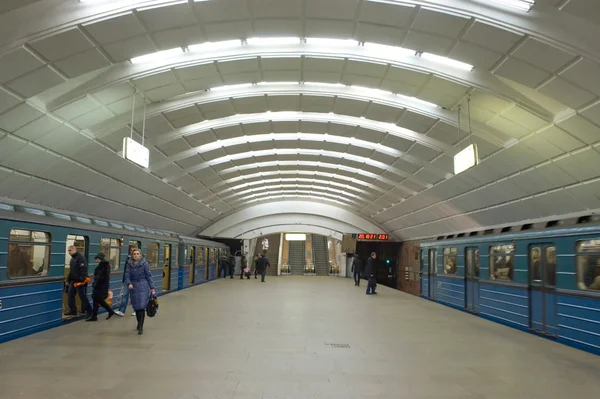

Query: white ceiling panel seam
[222,184,373,203]
[378,120,594,224]
[2,0,598,63]
[0,161,200,229]
[40,42,555,120]
[0,127,215,223]
[88,82,512,148]
[383,146,600,228]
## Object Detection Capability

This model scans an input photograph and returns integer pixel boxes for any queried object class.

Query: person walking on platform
[254,254,260,279]
[229,255,236,279]
[256,254,271,282]
[65,246,92,318]
[219,256,229,279]
[365,252,378,295]
[352,256,364,287]
[240,255,248,279]
[125,249,155,335]
[115,245,135,317]
[86,253,116,322]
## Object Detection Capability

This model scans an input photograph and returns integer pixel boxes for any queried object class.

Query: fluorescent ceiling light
[363,42,415,57]
[421,52,473,71]
[409,97,439,108]
[131,47,182,64]
[188,40,241,53]
[306,38,358,47]
[211,83,254,92]
[286,233,307,241]
[247,37,300,46]
[137,1,187,11]
[487,0,535,11]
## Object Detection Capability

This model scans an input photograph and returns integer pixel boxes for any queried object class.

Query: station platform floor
[1,277,599,399]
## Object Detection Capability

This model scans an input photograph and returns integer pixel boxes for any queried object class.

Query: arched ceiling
[1,0,600,240]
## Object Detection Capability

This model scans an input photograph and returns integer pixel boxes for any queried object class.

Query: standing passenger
[256,254,270,282]
[254,254,260,279]
[351,256,364,287]
[115,245,135,317]
[240,255,248,279]
[86,253,116,321]
[365,252,378,295]
[65,246,92,318]
[219,256,229,279]
[125,249,155,335]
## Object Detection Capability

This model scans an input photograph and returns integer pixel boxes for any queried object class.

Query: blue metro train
[0,204,229,344]
[420,222,600,355]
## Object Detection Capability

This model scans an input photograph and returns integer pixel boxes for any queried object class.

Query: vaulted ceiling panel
[1,0,599,239]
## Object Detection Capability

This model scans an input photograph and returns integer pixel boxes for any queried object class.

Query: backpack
[146,294,159,317]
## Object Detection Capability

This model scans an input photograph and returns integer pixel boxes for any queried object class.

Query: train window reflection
[100,238,121,272]
[147,242,159,269]
[546,246,556,286]
[443,248,457,274]
[530,247,541,282]
[466,248,479,278]
[490,244,515,281]
[8,229,51,278]
[576,240,600,291]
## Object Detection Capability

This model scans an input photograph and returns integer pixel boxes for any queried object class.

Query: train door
[189,246,195,284]
[162,244,171,290]
[204,248,209,281]
[63,235,89,318]
[465,247,480,313]
[420,249,427,297]
[428,248,436,299]
[529,244,557,337]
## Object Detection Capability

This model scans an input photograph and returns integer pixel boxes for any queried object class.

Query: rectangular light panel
[454,144,479,175]
[123,137,150,168]
[285,233,307,241]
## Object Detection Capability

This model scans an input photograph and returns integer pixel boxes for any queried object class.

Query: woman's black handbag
[146,294,159,317]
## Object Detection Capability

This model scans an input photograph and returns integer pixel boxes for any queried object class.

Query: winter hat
[94,252,106,261]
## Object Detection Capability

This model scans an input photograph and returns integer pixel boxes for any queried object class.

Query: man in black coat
[86,253,116,321]
[365,252,378,295]
[219,256,229,279]
[351,256,364,287]
[256,254,270,282]
[65,246,92,317]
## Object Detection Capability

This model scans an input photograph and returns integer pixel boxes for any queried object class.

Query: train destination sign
[357,233,389,241]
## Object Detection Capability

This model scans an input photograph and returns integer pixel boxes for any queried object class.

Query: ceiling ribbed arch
[0,0,598,240]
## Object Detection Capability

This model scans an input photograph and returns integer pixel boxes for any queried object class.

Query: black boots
[135,309,145,335]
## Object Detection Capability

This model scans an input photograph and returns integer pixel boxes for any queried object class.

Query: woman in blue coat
[125,249,155,335]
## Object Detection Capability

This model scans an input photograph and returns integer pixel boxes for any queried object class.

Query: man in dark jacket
[365,252,378,295]
[254,254,260,279]
[256,254,270,282]
[351,256,364,287]
[65,246,92,317]
[219,256,229,279]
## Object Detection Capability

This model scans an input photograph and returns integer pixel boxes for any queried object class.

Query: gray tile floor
[1,277,599,399]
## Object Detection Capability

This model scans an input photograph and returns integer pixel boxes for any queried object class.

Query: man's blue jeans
[119,283,130,313]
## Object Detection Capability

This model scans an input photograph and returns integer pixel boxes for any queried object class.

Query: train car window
[465,248,479,278]
[173,245,179,267]
[208,248,217,265]
[443,248,457,274]
[546,246,556,286]
[65,235,88,268]
[575,240,600,291]
[530,247,542,282]
[146,242,159,269]
[197,247,205,267]
[489,244,515,281]
[100,238,121,272]
[8,229,51,278]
